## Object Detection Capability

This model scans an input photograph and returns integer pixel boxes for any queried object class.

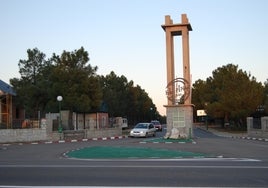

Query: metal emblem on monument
[166,78,190,105]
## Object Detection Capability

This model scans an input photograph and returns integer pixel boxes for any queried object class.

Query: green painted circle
[66,146,206,159]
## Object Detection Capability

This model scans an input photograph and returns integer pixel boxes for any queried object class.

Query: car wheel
[145,132,148,138]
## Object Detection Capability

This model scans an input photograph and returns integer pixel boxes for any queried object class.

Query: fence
[0,112,122,143]
[0,119,41,129]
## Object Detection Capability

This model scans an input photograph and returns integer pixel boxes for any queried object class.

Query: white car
[129,123,156,137]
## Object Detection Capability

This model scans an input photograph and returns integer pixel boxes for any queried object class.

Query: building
[0,80,16,128]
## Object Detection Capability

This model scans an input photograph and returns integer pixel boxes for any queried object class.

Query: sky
[0,0,267,115]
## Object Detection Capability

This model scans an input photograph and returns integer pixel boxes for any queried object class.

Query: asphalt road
[0,127,268,187]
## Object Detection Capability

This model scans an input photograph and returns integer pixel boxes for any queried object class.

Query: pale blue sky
[1,0,267,115]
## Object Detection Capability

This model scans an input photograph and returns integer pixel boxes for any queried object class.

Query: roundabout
[65,146,208,159]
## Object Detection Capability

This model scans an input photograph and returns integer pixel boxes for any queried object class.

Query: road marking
[0,164,266,169]
[0,186,221,188]
[65,157,261,162]
[0,157,263,169]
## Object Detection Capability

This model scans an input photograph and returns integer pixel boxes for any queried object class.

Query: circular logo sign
[166,78,190,104]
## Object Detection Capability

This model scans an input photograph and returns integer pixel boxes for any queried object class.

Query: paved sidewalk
[196,124,268,142]
[206,127,247,138]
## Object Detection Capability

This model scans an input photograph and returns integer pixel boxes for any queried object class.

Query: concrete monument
[162,14,193,139]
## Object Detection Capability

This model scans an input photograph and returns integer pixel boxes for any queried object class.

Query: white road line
[0,164,266,169]
[65,157,261,162]
[0,186,209,188]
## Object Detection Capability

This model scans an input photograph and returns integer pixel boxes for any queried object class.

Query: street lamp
[204,102,208,130]
[150,107,153,121]
[57,96,63,133]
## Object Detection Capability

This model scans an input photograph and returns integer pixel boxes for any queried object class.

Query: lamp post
[57,96,63,133]
[204,102,208,130]
[150,107,153,121]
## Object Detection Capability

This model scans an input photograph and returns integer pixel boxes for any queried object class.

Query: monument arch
[162,14,193,139]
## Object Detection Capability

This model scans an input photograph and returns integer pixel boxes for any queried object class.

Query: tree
[11,47,102,118]
[11,48,52,117]
[127,84,157,124]
[99,71,160,124]
[263,79,268,114]
[99,71,129,117]
[192,64,264,128]
[192,79,210,110]
[11,47,162,124]
[50,47,102,112]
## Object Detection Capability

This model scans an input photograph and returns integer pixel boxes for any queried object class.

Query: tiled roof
[0,79,16,96]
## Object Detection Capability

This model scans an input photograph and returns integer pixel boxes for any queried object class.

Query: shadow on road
[194,127,220,138]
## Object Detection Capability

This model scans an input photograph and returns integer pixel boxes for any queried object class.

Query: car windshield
[151,121,160,125]
[135,123,148,129]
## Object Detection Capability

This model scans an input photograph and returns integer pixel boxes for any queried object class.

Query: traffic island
[66,146,208,159]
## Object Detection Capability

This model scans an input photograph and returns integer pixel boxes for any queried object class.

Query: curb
[197,127,268,142]
[139,141,197,144]
[56,135,128,144]
[229,135,268,142]
[0,135,129,146]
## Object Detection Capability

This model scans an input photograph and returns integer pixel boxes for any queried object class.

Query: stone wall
[0,111,122,143]
[165,105,193,139]
[48,128,122,141]
[0,128,48,143]
[247,116,268,138]
[85,128,122,139]
[64,130,85,140]
[0,126,122,143]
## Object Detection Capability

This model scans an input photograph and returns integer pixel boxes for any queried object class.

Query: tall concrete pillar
[164,15,175,105]
[162,14,193,139]
[162,14,192,105]
[181,21,191,105]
